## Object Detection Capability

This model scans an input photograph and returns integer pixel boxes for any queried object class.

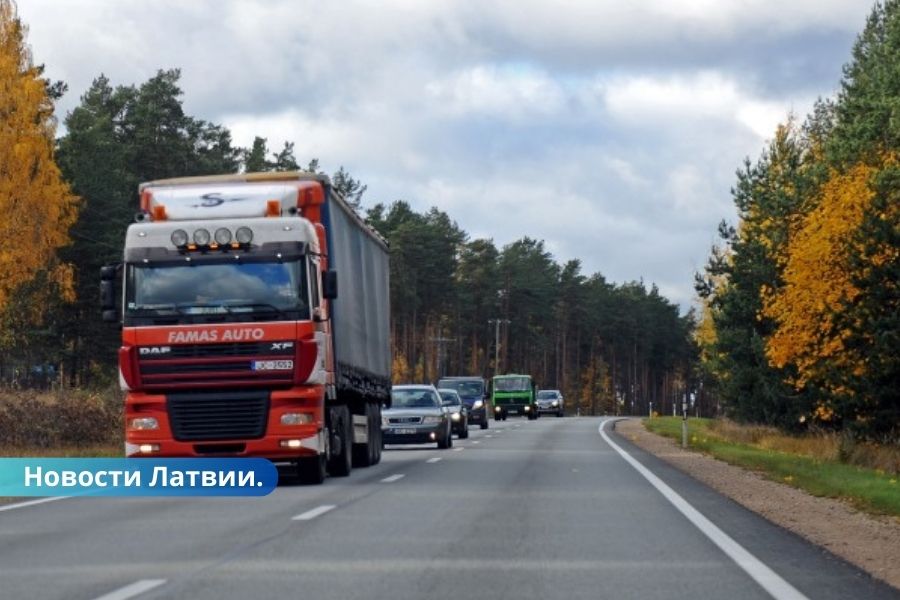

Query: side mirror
[323,270,338,300]
[100,264,120,323]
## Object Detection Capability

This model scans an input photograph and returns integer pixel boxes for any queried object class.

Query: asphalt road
[0,417,896,600]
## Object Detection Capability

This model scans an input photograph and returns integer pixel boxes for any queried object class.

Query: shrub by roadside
[644,416,900,517]
[0,387,122,448]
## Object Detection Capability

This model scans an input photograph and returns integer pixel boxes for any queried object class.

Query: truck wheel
[352,402,376,468]
[296,454,326,485]
[327,406,352,477]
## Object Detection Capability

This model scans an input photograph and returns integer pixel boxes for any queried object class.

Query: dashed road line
[426,457,442,464]
[292,504,337,521]
[471,441,480,445]
[598,419,807,600]
[0,497,67,513]
[92,579,167,600]
[381,474,405,483]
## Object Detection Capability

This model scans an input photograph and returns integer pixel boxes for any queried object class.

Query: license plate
[390,428,417,435]
[252,360,293,371]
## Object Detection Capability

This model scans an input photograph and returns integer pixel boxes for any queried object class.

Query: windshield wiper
[221,302,293,318]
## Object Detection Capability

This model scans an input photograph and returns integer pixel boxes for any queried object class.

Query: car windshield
[537,391,559,399]
[439,391,460,405]
[125,259,308,323]
[494,377,531,392]
[436,379,483,397]
[391,389,440,408]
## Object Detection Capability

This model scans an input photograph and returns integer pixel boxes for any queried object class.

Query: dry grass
[0,387,123,449]
[708,419,900,475]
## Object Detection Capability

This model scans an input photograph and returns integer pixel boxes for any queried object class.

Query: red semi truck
[100,172,391,483]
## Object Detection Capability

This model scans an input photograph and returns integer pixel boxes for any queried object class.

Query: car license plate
[390,428,417,435]
[252,360,293,371]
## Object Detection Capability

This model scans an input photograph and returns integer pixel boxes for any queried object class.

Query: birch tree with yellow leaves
[0,0,78,349]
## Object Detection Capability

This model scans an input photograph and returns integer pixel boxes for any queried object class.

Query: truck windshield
[125,260,309,323]
[494,377,531,392]
[436,380,483,397]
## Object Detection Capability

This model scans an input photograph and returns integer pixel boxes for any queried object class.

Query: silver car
[438,388,469,439]
[536,389,565,417]
[383,385,453,449]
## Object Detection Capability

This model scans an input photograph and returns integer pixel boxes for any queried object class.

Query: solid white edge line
[426,457,442,463]
[92,579,166,600]
[0,496,67,513]
[291,504,337,521]
[598,419,808,600]
[380,474,405,483]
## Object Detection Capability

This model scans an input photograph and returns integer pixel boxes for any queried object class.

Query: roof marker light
[152,204,168,221]
[266,200,281,217]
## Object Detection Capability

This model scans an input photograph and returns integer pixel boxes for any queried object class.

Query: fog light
[170,229,188,247]
[129,417,159,430]
[193,228,211,245]
[214,227,232,245]
[429,432,436,440]
[139,444,159,454]
[280,439,302,449]
[281,413,312,426]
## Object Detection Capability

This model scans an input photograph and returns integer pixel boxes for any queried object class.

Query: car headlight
[451,412,461,421]
[473,400,484,409]
[422,415,442,424]
[552,400,559,407]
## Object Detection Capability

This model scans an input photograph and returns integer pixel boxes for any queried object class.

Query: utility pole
[487,319,510,376]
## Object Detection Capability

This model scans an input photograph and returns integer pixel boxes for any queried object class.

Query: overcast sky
[19,0,874,309]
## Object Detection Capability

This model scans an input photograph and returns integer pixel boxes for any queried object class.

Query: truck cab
[491,374,538,420]
[102,172,390,484]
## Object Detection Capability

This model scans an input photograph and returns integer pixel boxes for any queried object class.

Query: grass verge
[643,417,900,517]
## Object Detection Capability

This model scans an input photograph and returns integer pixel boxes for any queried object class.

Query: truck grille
[137,341,296,389]
[167,391,269,442]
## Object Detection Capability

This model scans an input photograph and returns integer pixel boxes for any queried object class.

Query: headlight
[422,415,442,424]
[473,400,484,409]
[129,417,158,430]
[235,227,253,244]
[214,227,232,245]
[193,228,211,245]
[280,412,312,426]
[170,229,188,247]
[524,405,531,411]
[552,400,559,407]
[451,412,461,421]
[495,406,502,412]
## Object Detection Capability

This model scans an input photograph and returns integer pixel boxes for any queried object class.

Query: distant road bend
[1,417,896,600]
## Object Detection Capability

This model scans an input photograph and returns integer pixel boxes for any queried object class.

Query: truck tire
[352,402,376,468]
[327,406,352,477]
[296,454,326,485]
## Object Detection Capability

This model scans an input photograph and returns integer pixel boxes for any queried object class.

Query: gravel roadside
[614,418,900,590]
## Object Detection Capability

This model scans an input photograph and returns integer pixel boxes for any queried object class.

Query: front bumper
[495,404,532,416]
[536,404,561,413]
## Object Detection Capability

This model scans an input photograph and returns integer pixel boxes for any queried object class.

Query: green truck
[491,374,538,421]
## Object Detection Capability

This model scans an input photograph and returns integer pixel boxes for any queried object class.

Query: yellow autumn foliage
[0,0,78,309]
[763,162,877,389]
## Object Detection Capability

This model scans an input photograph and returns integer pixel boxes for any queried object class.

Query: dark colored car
[436,376,489,429]
[382,385,453,449]
[536,389,564,417]
[438,388,469,438]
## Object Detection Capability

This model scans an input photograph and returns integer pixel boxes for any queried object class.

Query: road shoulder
[614,418,900,591]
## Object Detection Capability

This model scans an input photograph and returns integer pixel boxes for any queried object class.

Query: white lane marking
[92,579,167,600]
[381,474,405,483]
[292,504,337,521]
[426,457,442,464]
[598,420,808,600]
[486,434,493,438]
[453,447,465,452]
[0,497,67,513]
